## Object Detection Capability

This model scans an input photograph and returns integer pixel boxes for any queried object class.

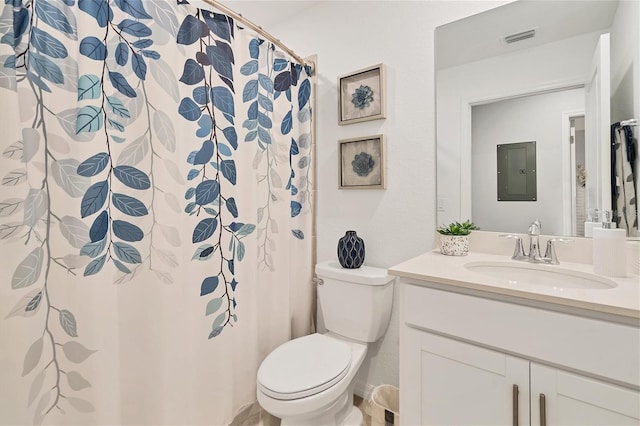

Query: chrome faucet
[500,220,572,264]
[527,219,542,262]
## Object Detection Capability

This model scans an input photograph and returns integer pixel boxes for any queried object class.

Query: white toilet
[256,260,395,426]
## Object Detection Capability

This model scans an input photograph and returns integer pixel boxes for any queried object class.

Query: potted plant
[436,220,479,256]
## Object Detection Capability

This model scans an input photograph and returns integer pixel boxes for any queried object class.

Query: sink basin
[464,261,617,290]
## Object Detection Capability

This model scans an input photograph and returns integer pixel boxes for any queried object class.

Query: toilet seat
[257,333,352,400]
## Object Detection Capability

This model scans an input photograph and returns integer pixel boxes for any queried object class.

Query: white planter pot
[439,235,469,256]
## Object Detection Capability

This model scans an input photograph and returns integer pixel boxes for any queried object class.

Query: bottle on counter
[592,210,626,277]
[584,209,602,238]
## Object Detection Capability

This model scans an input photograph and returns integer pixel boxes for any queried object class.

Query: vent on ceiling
[504,29,536,44]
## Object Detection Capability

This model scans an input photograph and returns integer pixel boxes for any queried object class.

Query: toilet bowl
[257,332,367,425]
[256,261,395,426]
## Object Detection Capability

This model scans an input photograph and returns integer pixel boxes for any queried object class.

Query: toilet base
[342,405,364,426]
[278,394,363,426]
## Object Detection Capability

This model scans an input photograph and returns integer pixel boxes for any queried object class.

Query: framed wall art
[338,64,386,125]
[338,135,386,189]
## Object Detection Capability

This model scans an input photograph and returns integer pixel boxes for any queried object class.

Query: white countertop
[389,250,640,320]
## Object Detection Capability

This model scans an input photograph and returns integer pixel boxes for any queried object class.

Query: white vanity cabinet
[399,281,640,426]
[530,363,640,425]
[404,327,529,425]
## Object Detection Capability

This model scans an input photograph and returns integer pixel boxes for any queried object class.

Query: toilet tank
[315,260,395,343]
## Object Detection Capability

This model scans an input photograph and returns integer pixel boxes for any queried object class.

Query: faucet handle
[544,238,573,265]
[499,234,526,259]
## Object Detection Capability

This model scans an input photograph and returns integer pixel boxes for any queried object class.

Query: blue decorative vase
[337,230,365,269]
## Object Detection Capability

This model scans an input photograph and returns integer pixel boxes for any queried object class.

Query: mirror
[436,0,639,238]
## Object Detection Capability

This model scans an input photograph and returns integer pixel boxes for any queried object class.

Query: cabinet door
[531,363,640,425]
[401,327,529,426]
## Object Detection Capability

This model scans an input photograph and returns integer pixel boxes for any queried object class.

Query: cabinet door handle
[540,393,547,426]
[512,384,519,426]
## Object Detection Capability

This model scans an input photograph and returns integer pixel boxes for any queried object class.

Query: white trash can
[371,385,399,426]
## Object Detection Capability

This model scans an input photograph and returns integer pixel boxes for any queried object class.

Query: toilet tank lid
[315,260,394,286]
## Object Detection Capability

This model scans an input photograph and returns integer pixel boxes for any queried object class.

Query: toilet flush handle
[313,277,324,285]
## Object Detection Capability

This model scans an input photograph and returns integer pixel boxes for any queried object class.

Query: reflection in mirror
[436,0,639,238]
[471,88,583,235]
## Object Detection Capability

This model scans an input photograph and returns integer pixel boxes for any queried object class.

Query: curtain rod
[198,0,314,73]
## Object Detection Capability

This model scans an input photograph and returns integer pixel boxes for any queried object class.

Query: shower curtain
[0,1,314,424]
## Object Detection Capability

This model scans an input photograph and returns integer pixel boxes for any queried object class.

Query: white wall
[228,0,511,396]
[471,88,585,235]
[610,0,640,124]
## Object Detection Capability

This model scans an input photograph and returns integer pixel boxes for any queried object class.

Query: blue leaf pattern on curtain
[240,40,313,265]
[177,7,250,339]
[0,0,312,422]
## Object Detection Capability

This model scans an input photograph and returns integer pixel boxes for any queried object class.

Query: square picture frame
[338,64,386,125]
[338,135,386,189]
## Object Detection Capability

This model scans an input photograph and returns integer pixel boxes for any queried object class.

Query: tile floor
[355,395,373,426]
[230,395,372,426]
[229,401,279,426]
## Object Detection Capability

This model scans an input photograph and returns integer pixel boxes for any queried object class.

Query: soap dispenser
[592,210,626,277]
